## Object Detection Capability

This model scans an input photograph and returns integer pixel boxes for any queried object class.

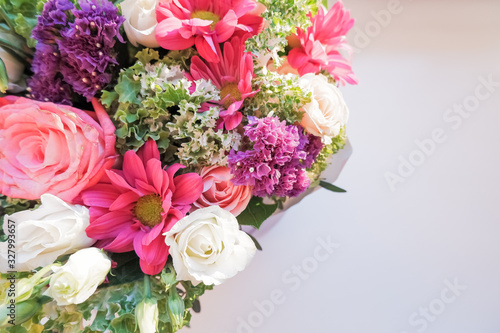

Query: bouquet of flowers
[0,0,356,331]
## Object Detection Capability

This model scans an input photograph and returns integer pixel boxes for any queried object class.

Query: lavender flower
[27,44,72,105]
[32,0,75,44]
[57,0,125,100]
[228,116,322,198]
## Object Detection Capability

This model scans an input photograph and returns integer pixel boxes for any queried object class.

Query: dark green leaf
[237,196,278,230]
[319,181,347,193]
[0,57,8,93]
[105,251,144,286]
[245,232,262,251]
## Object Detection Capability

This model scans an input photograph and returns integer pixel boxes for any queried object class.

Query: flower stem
[144,274,152,299]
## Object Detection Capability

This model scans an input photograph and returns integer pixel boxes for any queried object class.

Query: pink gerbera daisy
[155,0,264,63]
[81,139,203,275]
[287,2,358,85]
[189,36,257,130]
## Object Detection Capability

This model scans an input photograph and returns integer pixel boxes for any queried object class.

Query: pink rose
[0,97,116,202]
[193,166,252,216]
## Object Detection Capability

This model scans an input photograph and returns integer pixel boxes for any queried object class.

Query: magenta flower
[287,2,357,85]
[189,36,257,130]
[81,140,203,275]
[155,0,264,63]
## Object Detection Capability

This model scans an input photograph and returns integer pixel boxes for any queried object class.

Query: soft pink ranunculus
[193,165,252,216]
[0,96,116,202]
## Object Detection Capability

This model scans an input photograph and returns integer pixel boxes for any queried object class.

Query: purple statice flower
[228,116,320,198]
[27,44,72,105]
[32,0,75,44]
[57,0,125,100]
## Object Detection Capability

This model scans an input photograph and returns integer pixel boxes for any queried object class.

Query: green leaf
[245,232,263,251]
[135,48,159,65]
[319,181,347,193]
[115,74,141,105]
[101,90,118,108]
[237,196,278,230]
[105,251,144,286]
[0,57,8,93]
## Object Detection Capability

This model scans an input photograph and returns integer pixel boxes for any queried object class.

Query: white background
[187,1,500,332]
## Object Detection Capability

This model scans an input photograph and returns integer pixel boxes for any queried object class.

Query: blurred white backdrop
[186,1,500,332]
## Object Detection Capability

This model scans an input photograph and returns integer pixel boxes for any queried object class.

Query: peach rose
[0,97,116,202]
[193,166,252,216]
[267,56,300,76]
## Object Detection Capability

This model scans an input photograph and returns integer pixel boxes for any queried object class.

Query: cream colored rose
[0,33,24,84]
[121,0,160,48]
[299,73,349,144]
[0,194,94,273]
[44,248,111,305]
[164,206,256,286]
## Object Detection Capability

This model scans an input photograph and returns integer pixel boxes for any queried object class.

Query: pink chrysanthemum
[81,140,203,275]
[287,2,357,85]
[189,36,257,130]
[155,0,264,63]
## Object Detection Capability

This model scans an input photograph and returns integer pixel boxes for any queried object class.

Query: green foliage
[103,49,240,168]
[0,0,47,48]
[319,181,346,193]
[307,127,347,185]
[246,0,320,69]
[245,70,310,124]
[237,196,279,230]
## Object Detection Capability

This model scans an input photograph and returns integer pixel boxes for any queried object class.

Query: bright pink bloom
[287,2,357,85]
[193,165,252,216]
[189,36,257,130]
[82,140,203,275]
[155,0,264,63]
[0,96,116,202]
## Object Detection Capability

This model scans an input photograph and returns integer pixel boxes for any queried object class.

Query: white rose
[164,206,256,286]
[299,73,349,144]
[121,0,160,48]
[0,194,94,273]
[44,248,111,305]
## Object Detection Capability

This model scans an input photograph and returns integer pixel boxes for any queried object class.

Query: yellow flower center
[191,10,220,29]
[134,194,163,228]
[220,83,242,109]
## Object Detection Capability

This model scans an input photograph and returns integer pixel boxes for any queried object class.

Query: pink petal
[195,36,220,63]
[172,173,203,205]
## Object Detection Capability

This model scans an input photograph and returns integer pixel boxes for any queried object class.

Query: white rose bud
[121,0,160,48]
[0,194,95,273]
[164,206,257,286]
[0,32,24,84]
[135,298,159,333]
[298,73,349,144]
[44,248,111,305]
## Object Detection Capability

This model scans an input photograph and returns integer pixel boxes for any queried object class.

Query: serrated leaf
[100,90,118,108]
[115,74,141,105]
[135,48,159,64]
[237,196,278,230]
[319,181,346,193]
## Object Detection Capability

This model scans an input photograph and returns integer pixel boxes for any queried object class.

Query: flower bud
[167,288,184,331]
[0,299,40,328]
[135,298,158,333]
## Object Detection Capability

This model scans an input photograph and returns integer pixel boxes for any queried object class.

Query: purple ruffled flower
[27,44,72,105]
[57,0,125,100]
[29,0,125,103]
[228,116,323,198]
[32,0,75,43]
